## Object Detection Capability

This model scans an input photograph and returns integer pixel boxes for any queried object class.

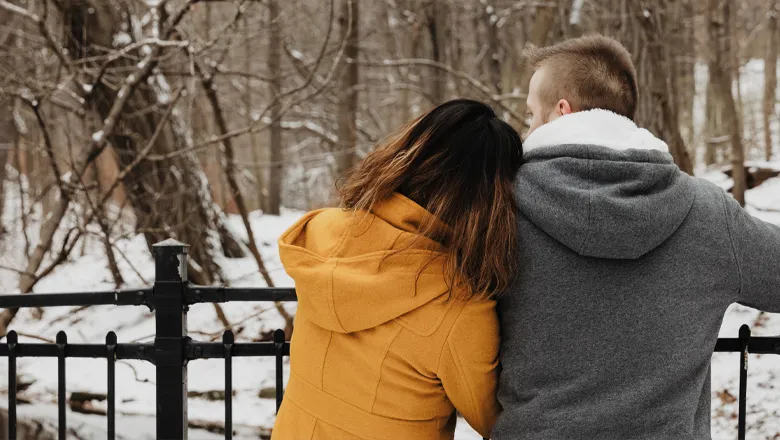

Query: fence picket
[738,324,751,440]
[56,331,67,440]
[224,330,234,440]
[107,332,117,440]
[7,330,17,440]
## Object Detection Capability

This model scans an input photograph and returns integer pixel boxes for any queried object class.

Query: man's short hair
[525,34,638,120]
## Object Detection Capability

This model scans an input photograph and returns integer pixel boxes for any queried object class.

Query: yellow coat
[271,193,500,440]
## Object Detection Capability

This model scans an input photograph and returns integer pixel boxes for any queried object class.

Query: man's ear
[556,99,573,116]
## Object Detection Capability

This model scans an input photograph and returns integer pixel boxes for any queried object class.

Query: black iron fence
[0,239,777,440]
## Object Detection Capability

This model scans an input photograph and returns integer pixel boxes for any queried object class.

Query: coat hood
[516,109,696,260]
[278,194,453,333]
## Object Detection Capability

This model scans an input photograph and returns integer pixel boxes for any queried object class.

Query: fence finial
[152,239,189,283]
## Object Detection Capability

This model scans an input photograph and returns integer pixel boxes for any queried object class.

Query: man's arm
[724,192,780,312]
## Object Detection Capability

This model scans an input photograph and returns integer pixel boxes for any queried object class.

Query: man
[495,34,780,439]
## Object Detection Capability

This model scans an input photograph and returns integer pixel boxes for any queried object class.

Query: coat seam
[369,325,404,412]
[435,303,468,373]
[278,243,445,264]
[578,147,594,254]
[720,190,744,301]
[327,259,348,332]
[320,330,333,389]
[445,329,483,432]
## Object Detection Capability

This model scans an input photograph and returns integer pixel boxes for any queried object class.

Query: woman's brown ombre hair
[339,99,523,299]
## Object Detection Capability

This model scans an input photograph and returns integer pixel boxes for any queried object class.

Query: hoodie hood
[278,194,453,333]
[516,110,695,260]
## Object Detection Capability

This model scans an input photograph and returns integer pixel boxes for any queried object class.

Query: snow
[570,0,585,25]
[113,32,132,48]
[92,131,104,143]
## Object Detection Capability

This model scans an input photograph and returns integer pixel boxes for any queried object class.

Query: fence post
[153,239,189,440]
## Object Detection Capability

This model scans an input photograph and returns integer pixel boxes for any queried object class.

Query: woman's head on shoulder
[339,98,523,299]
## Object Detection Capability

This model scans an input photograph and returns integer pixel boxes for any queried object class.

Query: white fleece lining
[523,109,670,153]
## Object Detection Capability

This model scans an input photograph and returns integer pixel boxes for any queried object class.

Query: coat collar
[523,109,669,154]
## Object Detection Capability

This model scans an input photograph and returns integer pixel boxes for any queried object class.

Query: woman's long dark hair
[338,99,523,299]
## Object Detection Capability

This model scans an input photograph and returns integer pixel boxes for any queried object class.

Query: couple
[271,35,780,440]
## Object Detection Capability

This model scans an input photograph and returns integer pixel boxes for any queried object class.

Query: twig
[97,87,184,208]
[0,0,73,73]
[198,62,286,328]
[0,0,199,333]
[118,360,155,385]
[145,0,340,161]
[88,39,190,93]
[358,58,525,122]
[0,264,36,277]
[0,331,54,343]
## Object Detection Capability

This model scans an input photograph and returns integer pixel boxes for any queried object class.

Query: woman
[272,99,522,440]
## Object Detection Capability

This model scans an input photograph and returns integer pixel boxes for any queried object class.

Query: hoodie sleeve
[438,299,501,438]
[723,192,780,312]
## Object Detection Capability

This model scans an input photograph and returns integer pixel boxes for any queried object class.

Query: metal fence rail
[0,239,777,440]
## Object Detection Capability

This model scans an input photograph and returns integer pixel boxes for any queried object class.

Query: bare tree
[636,1,694,174]
[66,1,245,284]
[245,15,265,213]
[266,0,283,215]
[334,0,359,181]
[709,0,747,205]
[0,110,12,236]
[764,0,778,162]
[426,1,449,103]
[515,1,561,125]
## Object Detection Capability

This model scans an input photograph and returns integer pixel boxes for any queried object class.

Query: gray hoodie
[495,110,780,440]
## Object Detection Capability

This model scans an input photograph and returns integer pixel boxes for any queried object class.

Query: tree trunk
[705,77,726,166]
[484,4,502,94]
[266,0,283,215]
[426,2,447,103]
[201,70,293,336]
[334,0,359,180]
[673,0,697,148]
[0,6,19,236]
[0,100,13,236]
[90,161,124,288]
[636,1,694,174]
[709,0,747,205]
[67,1,244,283]
[245,15,265,213]
[515,2,560,127]
[764,1,778,161]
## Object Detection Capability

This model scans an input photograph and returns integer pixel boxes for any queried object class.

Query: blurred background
[0,0,778,438]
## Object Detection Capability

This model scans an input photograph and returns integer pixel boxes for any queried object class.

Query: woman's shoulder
[394,293,497,339]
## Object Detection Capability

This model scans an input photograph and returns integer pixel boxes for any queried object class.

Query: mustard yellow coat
[271,193,500,440]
